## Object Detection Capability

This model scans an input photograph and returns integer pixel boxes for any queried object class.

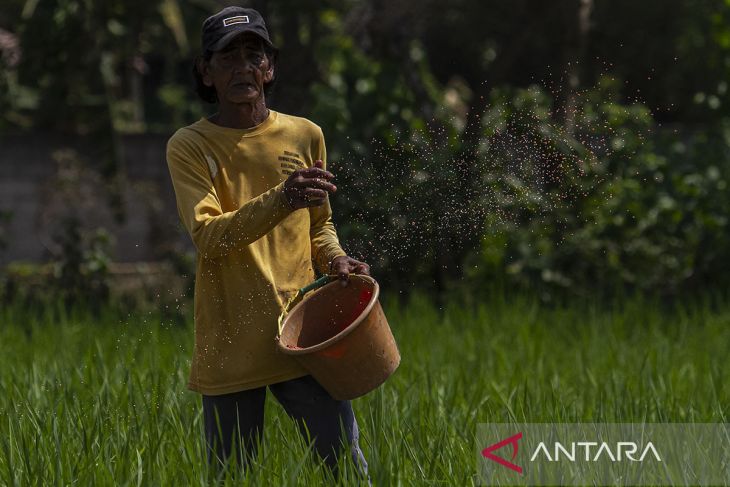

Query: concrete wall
[0,133,194,266]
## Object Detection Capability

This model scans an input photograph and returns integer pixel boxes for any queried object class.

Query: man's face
[203,33,274,105]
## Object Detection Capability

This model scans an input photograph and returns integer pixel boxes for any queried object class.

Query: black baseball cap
[201,6,277,55]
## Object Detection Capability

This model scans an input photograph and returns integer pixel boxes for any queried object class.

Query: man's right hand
[283,159,336,209]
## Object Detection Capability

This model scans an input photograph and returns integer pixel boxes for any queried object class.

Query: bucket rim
[277,274,380,355]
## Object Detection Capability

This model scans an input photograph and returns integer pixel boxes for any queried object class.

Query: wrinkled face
[202,33,274,105]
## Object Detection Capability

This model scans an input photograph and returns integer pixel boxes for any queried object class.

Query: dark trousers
[202,374,369,481]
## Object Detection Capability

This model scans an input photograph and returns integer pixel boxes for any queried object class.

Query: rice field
[1,291,728,485]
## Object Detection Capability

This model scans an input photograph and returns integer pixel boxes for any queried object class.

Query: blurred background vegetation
[2,0,730,308]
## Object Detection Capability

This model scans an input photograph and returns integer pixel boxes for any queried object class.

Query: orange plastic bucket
[276,275,400,400]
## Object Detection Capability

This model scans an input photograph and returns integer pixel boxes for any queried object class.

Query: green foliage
[2,0,198,133]
[471,77,730,296]
[3,217,114,309]
[309,11,478,292]
[37,150,115,307]
[3,1,730,297]
[50,215,112,307]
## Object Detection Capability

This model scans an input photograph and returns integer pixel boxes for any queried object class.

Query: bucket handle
[277,274,345,338]
[299,274,333,296]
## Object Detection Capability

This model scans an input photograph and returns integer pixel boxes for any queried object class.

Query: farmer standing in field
[165,6,371,479]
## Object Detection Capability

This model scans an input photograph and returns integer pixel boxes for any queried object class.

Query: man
[165,6,371,479]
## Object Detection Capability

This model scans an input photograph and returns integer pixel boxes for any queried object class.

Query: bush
[51,215,112,306]
[471,77,730,297]
[37,150,115,307]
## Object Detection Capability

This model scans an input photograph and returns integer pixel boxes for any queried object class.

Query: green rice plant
[0,291,727,485]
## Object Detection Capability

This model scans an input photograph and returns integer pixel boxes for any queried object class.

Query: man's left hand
[330,255,371,287]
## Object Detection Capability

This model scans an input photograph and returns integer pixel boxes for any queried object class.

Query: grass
[0,291,728,486]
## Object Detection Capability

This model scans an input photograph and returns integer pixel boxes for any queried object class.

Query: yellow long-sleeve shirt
[166,110,346,395]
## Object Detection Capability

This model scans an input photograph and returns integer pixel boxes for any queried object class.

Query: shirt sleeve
[166,132,292,260]
[309,127,347,274]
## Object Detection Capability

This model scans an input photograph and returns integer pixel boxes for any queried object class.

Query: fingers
[290,175,337,193]
[302,187,327,207]
[302,187,327,199]
[355,262,371,276]
[284,166,337,209]
[285,187,329,208]
[330,256,351,287]
[338,269,349,287]
[304,178,337,193]
[331,260,350,287]
[297,167,334,180]
[330,257,373,287]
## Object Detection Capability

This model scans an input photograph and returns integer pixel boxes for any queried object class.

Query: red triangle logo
[481,432,523,474]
